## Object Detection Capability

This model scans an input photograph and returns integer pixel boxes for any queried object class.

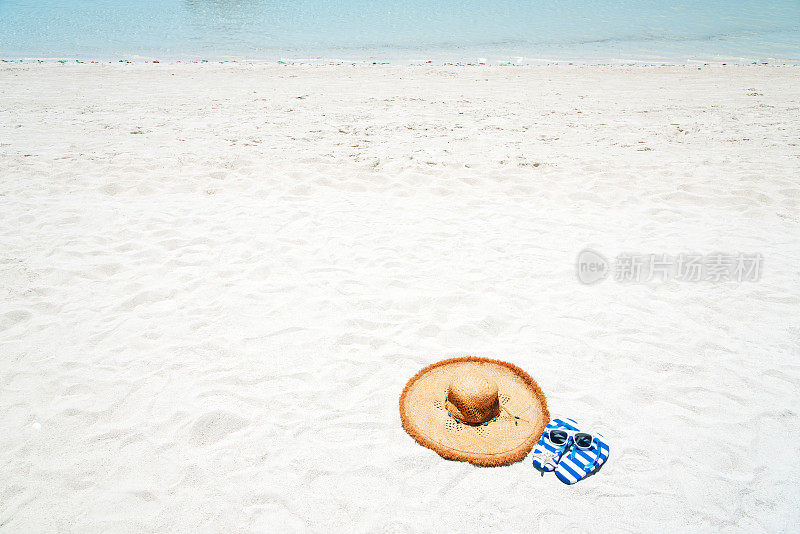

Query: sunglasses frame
[545,429,595,450]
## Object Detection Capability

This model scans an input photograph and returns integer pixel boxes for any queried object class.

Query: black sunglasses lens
[575,433,592,448]
[549,430,568,445]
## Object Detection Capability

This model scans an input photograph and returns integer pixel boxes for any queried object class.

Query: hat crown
[446,373,500,424]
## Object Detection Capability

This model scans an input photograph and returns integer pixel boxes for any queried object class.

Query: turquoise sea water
[1,0,799,63]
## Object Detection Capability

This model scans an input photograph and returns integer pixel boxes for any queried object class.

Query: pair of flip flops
[531,417,609,485]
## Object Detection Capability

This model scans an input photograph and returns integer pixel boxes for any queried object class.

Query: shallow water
[1,0,799,62]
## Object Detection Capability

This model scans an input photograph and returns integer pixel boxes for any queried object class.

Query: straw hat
[399,357,549,466]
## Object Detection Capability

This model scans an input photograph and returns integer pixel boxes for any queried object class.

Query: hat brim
[399,357,549,467]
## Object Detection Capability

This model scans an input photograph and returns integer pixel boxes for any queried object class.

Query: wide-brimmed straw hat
[399,357,549,466]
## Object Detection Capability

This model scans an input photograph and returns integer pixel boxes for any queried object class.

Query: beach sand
[1,63,799,532]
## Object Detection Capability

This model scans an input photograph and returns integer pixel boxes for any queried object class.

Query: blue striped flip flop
[554,428,609,485]
[531,417,580,473]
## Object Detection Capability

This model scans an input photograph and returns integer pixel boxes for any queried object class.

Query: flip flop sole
[531,417,579,472]
[555,431,609,485]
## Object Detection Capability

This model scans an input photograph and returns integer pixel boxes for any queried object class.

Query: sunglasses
[545,429,594,450]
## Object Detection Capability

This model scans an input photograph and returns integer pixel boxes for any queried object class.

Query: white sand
[1,63,799,532]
